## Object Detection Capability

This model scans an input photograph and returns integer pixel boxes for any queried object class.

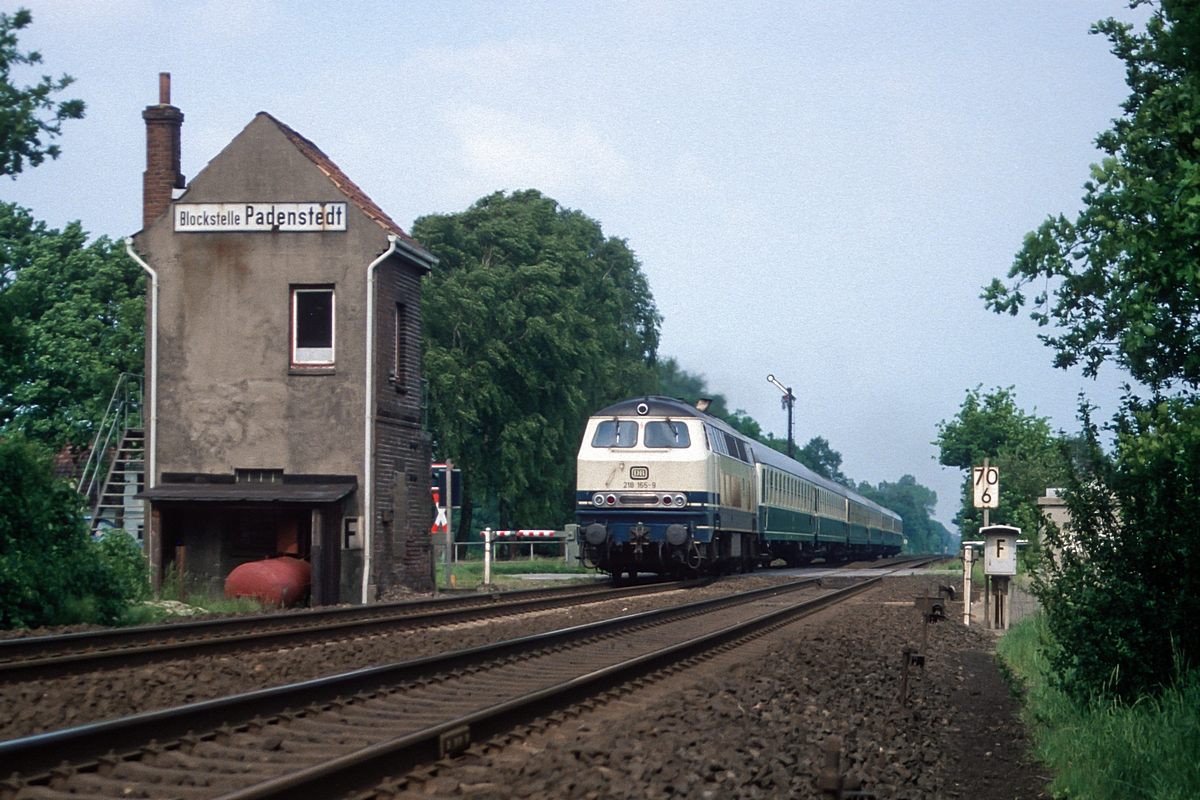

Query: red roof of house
[262,113,428,256]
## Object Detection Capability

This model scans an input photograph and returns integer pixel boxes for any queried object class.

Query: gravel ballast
[0,576,806,741]
[386,576,1047,800]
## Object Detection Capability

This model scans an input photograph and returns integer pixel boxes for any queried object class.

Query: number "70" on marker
[973,466,999,508]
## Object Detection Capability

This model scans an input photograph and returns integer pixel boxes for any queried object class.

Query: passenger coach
[575,396,902,578]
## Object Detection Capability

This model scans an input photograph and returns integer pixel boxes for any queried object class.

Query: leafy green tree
[0,8,84,177]
[795,436,853,486]
[983,1,1200,390]
[0,434,128,627]
[857,475,952,553]
[416,190,660,533]
[0,203,145,446]
[936,386,1070,540]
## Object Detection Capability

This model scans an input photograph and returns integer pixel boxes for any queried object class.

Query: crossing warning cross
[431,505,449,534]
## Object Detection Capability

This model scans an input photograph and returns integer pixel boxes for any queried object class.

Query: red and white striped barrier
[480,529,560,538]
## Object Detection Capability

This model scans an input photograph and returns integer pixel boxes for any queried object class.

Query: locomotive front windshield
[644,420,691,448]
[592,420,638,448]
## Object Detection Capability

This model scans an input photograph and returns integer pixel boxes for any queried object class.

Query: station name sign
[174,202,347,232]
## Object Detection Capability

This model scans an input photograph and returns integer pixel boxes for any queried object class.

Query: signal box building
[134,76,435,603]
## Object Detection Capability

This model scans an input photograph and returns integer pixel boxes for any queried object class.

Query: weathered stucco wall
[138,115,379,482]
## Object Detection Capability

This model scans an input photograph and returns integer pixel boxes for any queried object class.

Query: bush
[95,530,150,602]
[1038,397,1200,702]
[0,434,131,627]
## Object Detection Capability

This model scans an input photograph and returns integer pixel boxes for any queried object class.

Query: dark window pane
[592,420,638,448]
[644,421,691,448]
[296,291,333,348]
[723,432,740,460]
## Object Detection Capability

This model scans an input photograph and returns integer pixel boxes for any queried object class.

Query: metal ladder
[78,374,145,541]
[89,428,146,539]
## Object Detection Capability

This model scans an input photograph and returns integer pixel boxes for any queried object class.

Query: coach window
[645,421,691,448]
[593,420,638,448]
[292,287,335,366]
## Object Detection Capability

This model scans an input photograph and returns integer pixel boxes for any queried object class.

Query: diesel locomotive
[575,396,903,578]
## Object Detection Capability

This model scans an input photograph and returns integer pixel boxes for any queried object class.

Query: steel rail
[0,577,823,779]
[0,578,701,682]
[220,577,883,800]
[865,555,942,570]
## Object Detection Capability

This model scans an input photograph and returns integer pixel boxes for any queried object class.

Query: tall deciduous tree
[416,190,660,531]
[0,8,84,177]
[795,436,852,487]
[935,386,1071,539]
[983,1,1200,390]
[857,475,952,554]
[0,204,144,446]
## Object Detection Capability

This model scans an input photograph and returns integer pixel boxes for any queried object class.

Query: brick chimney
[142,72,185,230]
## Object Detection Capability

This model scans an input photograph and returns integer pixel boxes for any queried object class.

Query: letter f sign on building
[973,464,999,509]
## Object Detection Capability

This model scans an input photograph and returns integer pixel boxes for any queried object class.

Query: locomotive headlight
[592,493,605,507]
[674,494,687,507]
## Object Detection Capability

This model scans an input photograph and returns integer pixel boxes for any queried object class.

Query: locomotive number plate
[630,466,650,480]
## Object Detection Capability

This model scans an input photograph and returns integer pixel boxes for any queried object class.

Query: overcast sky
[6,1,1146,530]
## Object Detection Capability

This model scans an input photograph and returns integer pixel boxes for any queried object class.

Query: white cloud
[445,105,634,197]
[410,39,563,88]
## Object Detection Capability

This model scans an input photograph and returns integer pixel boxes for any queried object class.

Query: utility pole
[767,374,796,458]
[444,459,453,590]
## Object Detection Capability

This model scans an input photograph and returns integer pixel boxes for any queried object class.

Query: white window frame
[291,287,335,366]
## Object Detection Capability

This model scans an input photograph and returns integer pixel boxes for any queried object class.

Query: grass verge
[434,556,597,590]
[997,614,1200,799]
[119,595,268,625]
[921,556,986,585]
[117,567,270,625]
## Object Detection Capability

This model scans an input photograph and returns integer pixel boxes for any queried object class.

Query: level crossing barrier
[442,526,580,563]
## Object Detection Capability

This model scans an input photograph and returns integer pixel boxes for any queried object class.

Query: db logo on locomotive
[629,466,650,480]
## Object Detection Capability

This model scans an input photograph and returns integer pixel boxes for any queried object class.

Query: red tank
[224,557,311,607]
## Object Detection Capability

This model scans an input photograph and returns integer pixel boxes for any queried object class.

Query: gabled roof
[260,112,429,257]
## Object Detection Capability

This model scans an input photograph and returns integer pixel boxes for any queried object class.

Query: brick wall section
[142,104,185,230]
[372,255,433,592]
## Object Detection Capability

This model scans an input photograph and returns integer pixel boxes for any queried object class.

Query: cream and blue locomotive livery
[575,396,903,578]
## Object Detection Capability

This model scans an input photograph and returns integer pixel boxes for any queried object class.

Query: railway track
[864,555,942,570]
[0,573,896,800]
[0,555,941,684]
[0,579,702,683]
